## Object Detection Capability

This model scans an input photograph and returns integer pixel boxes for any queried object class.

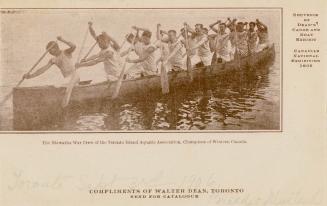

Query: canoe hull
[13,45,275,130]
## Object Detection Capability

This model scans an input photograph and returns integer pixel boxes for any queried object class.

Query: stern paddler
[256,19,269,52]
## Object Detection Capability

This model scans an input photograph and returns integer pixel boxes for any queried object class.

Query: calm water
[0,9,281,131]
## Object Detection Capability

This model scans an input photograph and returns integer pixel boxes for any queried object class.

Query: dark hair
[168,30,176,35]
[249,22,256,26]
[46,41,58,50]
[142,31,152,38]
[127,33,134,39]
[97,33,110,43]
[219,23,226,26]
[195,24,203,28]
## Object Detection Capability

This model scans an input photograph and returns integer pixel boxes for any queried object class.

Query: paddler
[184,23,212,67]
[75,22,122,82]
[226,18,237,60]
[235,22,249,58]
[23,36,80,87]
[180,27,196,58]
[155,27,170,69]
[209,20,231,63]
[256,19,269,52]
[156,24,184,72]
[247,21,258,55]
[123,26,157,77]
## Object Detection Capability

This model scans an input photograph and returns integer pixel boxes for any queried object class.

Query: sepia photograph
[0,8,281,131]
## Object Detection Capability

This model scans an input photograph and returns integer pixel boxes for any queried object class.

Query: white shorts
[126,63,157,78]
[229,46,236,60]
[216,53,231,62]
[167,61,184,72]
[199,55,212,66]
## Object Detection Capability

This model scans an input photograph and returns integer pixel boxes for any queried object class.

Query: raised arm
[57,36,76,55]
[184,23,196,35]
[133,26,150,33]
[209,20,221,33]
[156,24,169,43]
[131,26,141,43]
[23,60,54,79]
[226,18,237,32]
[88,22,97,40]
[103,32,120,52]
[256,19,268,30]
[120,31,137,57]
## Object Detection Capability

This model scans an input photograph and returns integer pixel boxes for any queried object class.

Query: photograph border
[0,7,283,134]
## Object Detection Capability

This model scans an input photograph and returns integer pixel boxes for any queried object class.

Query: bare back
[51,51,75,78]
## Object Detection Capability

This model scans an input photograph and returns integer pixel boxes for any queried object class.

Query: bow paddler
[23,36,80,88]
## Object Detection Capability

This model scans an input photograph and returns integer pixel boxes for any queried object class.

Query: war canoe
[12,44,275,130]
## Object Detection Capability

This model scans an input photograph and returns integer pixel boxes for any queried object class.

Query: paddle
[111,32,137,99]
[160,63,169,94]
[158,32,169,94]
[76,27,89,62]
[184,24,193,81]
[81,41,97,61]
[62,27,89,107]
[120,37,127,49]
[0,41,57,106]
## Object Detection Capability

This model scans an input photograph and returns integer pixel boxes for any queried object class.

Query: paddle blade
[0,77,25,106]
[112,80,123,99]
[112,61,128,99]
[0,91,13,106]
[61,73,79,108]
[186,56,193,81]
[160,64,169,94]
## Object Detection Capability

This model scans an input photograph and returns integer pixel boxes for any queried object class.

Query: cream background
[0,0,326,206]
